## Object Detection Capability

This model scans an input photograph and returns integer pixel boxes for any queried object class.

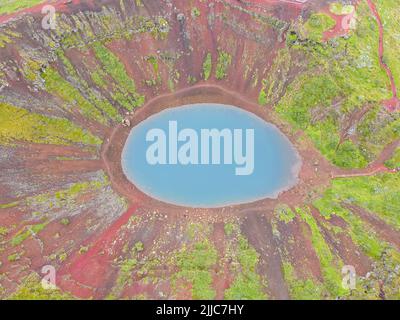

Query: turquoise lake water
[122,104,301,208]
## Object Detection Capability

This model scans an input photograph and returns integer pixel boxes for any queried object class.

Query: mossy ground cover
[23,174,110,214]
[56,50,122,123]
[385,147,400,169]
[202,53,212,81]
[277,2,397,169]
[120,223,219,300]
[173,240,218,300]
[11,223,47,247]
[8,273,75,300]
[329,3,355,16]
[224,235,267,300]
[215,51,231,80]
[1,0,399,301]
[163,223,217,300]
[0,102,101,146]
[314,177,397,261]
[108,241,145,299]
[287,198,400,299]
[223,224,267,300]
[42,67,110,125]
[296,207,347,297]
[191,7,200,19]
[92,42,145,109]
[258,79,268,106]
[375,0,400,90]
[313,175,400,299]
[282,261,325,300]
[0,0,44,15]
[257,48,292,107]
[303,13,336,42]
[143,55,161,86]
[314,174,400,232]
[0,29,21,48]
[0,173,112,218]
[347,248,400,299]
[275,204,295,224]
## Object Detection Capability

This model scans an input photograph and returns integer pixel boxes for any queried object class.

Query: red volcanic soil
[59,205,139,298]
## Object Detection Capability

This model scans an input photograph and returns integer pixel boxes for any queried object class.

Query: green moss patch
[304,13,336,42]
[224,236,267,300]
[0,102,101,146]
[42,67,109,125]
[8,274,75,300]
[92,42,145,109]
[277,2,397,169]
[297,207,346,297]
[202,53,212,81]
[0,0,45,15]
[282,261,325,300]
[215,51,231,80]
[329,3,355,16]
[174,240,218,300]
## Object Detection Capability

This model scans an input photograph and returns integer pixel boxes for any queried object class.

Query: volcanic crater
[0,0,399,300]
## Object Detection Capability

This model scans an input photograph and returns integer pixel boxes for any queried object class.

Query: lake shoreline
[121,103,303,208]
[101,84,334,217]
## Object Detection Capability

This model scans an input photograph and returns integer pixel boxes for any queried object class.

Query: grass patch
[56,50,122,122]
[275,204,295,224]
[297,207,346,297]
[224,236,267,300]
[202,53,212,81]
[8,273,75,300]
[314,174,400,232]
[313,176,399,261]
[304,13,336,42]
[329,3,355,15]
[0,227,9,237]
[0,0,44,15]
[375,0,400,90]
[0,102,101,146]
[174,240,217,300]
[42,67,109,125]
[11,223,47,247]
[224,223,236,236]
[385,147,400,169]
[282,262,325,299]
[92,42,145,109]
[25,174,109,215]
[7,252,22,262]
[258,78,268,106]
[191,7,201,19]
[277,1,396,169]
[215,51,231,80]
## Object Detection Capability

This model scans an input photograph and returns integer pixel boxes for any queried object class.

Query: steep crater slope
[0,0,399,300]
